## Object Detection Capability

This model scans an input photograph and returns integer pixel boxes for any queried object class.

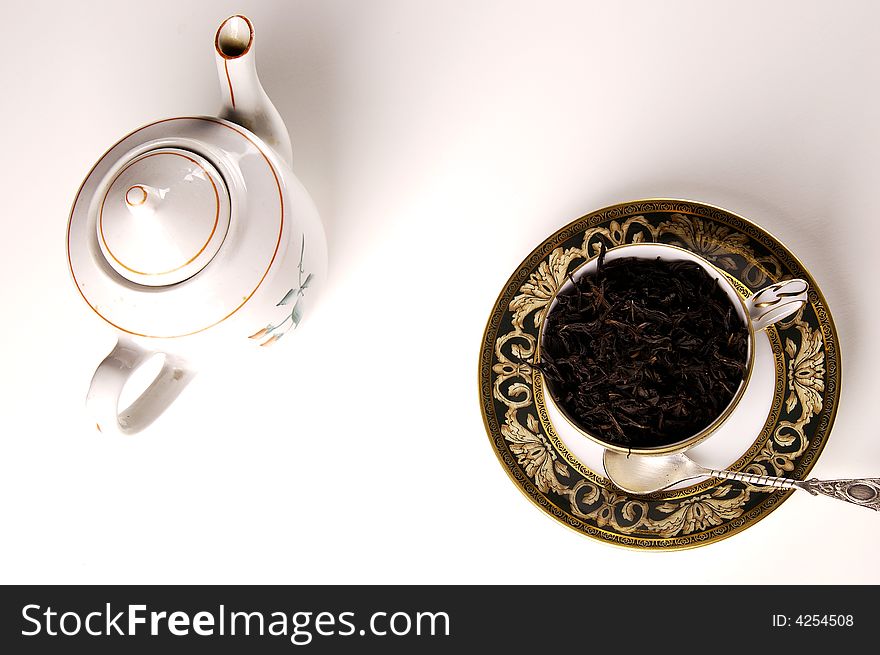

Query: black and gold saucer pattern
[478,200,840,549]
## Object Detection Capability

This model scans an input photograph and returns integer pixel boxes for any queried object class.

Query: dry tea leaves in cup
[538,246,749,448]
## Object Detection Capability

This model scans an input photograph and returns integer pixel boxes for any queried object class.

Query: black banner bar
[1,585,874,652]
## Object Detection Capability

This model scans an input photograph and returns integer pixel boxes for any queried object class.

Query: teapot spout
[214,15,293,166]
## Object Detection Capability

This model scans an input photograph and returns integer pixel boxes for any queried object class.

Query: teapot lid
[98,148,231,286]
[67,117,288,338]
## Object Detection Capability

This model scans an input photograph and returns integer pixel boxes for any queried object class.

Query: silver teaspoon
[602,450,880,511]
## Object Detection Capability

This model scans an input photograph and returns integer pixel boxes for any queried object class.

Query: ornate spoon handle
[708,469,880,511]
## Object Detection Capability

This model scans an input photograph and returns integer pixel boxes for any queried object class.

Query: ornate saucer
[478,199,840,549]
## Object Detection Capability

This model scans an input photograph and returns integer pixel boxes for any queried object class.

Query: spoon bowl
[603,451,714,494]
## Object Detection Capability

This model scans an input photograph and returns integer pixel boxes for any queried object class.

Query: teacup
[538,242,808,456]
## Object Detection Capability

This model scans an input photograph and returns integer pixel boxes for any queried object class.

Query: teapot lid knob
[124,185,148,207]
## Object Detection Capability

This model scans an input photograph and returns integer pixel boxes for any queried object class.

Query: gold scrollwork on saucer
[478,199,840,549]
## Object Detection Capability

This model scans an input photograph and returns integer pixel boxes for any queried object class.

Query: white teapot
[67,16,327,435]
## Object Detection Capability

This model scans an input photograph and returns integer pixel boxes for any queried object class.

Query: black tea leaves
[539,250,749,449]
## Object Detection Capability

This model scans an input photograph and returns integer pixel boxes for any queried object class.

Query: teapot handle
[745,278,809,332]
[86,338,196,436]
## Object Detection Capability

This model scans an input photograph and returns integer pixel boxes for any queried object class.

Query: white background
[1,0,878,584]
